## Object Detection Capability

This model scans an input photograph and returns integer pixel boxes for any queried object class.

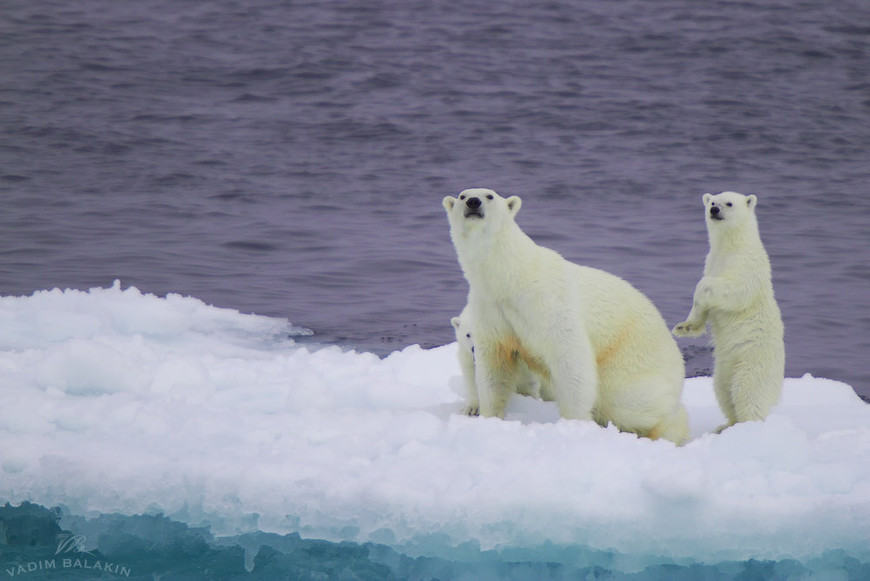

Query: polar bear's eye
[726,203,733,207]
[459,195,466,200]
[486,194,494,200]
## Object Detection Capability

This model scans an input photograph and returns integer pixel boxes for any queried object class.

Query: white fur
[673,191,784,428]
[444,188,689,444]
[452,305,549,416]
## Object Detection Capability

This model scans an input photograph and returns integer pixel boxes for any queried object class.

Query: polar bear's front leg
[672,306,707,337]
[673,278,711,337]
[694,274,755,314]
[473,341,516,418]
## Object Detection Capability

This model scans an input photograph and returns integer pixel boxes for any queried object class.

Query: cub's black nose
[466,197,482,209]
[710,206,720,216]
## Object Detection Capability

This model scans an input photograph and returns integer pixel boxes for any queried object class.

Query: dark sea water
[4,1,870,401]
[3,0,870,363]
[2,0,869,398]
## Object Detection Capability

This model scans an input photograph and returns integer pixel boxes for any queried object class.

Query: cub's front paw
[672,321,704,337]
[463,404,480,417]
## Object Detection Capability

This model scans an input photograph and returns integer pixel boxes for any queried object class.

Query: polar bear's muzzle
[709,206,724,221]
[464,197,484,219]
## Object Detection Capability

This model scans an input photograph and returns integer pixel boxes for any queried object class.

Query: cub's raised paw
[672,321,703,337]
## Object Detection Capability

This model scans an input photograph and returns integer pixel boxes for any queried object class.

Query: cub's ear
[506,195,522,216]
[702,193,712,205]
[746,194,757,209]
[451,316,461,330]
[443,196,456,213]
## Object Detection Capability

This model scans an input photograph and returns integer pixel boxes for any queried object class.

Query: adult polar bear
[444,188,689,444]
[673,191,784,427]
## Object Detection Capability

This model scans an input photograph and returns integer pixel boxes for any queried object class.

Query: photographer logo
[5,533,131,577]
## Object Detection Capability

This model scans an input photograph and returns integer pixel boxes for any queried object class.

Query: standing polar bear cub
[444,189,689,444]
[673,191,784,428]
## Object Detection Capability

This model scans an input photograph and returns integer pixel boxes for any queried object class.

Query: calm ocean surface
[1,0,868,399]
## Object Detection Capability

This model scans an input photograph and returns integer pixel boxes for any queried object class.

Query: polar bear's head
[702,191,757,228]
[442,189,522,237]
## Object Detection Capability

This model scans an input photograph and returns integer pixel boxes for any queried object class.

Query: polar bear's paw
[463,404,480,417]
[672,320,705,337]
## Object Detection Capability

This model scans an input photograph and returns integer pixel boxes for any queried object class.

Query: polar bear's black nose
[466,197,482,210]
[710,206,720,216]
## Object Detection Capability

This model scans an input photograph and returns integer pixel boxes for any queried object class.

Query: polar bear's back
[572,264,684,380]
[571,264,671,335]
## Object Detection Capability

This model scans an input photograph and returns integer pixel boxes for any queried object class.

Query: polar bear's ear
[702,193,712,205]
[443,196,456,213]
[451,316,461,330]
[746,194,757,209]
[506,196,522,216]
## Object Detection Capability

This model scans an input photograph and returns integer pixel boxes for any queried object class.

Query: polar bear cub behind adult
[673,191,784,428]
[452,304,548,416]
[443,188,688,444]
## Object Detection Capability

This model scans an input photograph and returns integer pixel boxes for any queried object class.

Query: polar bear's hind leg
[730,360,783,422]
[712,359,738,425]
[648,404,690,445]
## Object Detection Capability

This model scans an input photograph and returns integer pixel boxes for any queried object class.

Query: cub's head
[442,189,522,237]
[702,191,757,228]
[450,315,474,357]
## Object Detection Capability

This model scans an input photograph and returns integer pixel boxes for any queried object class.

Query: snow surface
[1,282,869,571]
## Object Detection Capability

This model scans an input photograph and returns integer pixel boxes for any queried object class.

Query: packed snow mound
[1,283,868,569]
